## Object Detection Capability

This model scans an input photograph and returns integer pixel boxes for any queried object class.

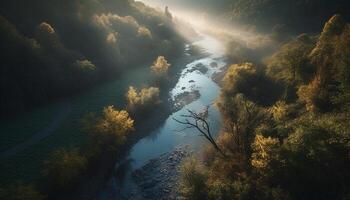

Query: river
[0,31,227,199]
[97,33,227,200]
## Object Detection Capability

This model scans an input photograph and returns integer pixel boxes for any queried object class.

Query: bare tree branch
[173,107,226,157]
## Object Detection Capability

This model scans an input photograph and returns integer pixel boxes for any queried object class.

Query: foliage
[73,60,96,71]
[126,86,161,112]
[251,134,280,171]
[43,148,87,191]
[221,63,283,106]
[137,26,152,38]
[269,101,290,122]
[0,0,185,117]
[182,14,350,200]
[266,35,315,84]
[229,0,350,32]
[150,56,171,78]
[0,183,45,200]
[179,158,208,200]
[82,106,134,156]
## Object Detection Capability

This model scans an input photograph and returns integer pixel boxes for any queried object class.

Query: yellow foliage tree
[251,134,280,170]
[151,56,171,77]
[126,86,160,111]
[44,148,87,190]
[269,101,289,121]
[83,106,134,155]
[222,63,257,95]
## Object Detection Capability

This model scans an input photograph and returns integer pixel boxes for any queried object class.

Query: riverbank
[131,146,191,200]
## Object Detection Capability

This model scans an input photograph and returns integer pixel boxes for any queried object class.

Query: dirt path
[0,102,71,159]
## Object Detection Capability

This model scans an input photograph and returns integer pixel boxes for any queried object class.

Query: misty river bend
[97,34,228,200]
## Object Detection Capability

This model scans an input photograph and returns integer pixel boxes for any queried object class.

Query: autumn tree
[151,56,171,78]
[126,86,160,112]
[43,148,87,191]
[82,106,134,156]
[0,183,45,200]
[179,158,208,200]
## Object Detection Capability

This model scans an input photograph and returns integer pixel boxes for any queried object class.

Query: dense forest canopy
[0,0,185,118]
[144,0,350,32]
[179,13,350,200]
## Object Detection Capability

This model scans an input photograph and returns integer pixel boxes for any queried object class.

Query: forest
[0,0,186,118]
[0,0,350,200]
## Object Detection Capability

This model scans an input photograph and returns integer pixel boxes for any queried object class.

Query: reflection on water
[98,33,227,199]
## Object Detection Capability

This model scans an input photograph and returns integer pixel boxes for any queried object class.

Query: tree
[174,107,226,157]
[43,148,87,191]
[151,56,171,78]
[217,94,263,155]
[82,106,134,156]
[179,157,207,200]
[0,183,45,200]
[126,86,160,111]
[251,134,280,171]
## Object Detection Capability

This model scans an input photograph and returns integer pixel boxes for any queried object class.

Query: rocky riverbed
[129,146,192,200]
[173,90,201,110]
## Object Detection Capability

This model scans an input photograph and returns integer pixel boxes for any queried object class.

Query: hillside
[0,0,185,118]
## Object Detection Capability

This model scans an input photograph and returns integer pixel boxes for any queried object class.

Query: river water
[97,33,227,199]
